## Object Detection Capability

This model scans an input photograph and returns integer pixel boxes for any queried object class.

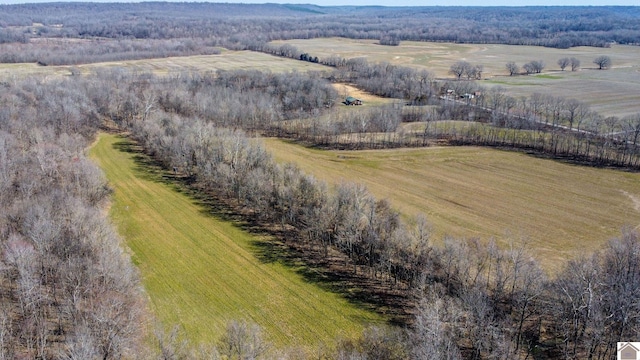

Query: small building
[345,96,362,106]
[620,343,639,360]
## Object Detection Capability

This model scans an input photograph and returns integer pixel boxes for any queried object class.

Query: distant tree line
[0,4,639,66]
[0,38,221,65]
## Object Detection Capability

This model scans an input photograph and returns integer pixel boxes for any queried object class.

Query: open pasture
[0,49,328,79]
[80,50,329,75]
[272,38,640,118]
[263,138,640,272]
[89,133,380,349]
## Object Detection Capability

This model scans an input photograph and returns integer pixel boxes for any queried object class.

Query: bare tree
[218,320,269,360]
[522,62,535,75]
[623,113,640,146]
[154,325,192,360]
[593,55,612,70]
[522,60,545,74]
[570,57,581,71]
[505,61,519,76]
[449,61,471,80]
[531,60,545,73]
[63,323,99,360]
[412,295,462,360]
[557,57,570,71]
[335,326,408,360]
[564,99,589,130]
[465,64,483,80]
[0,309,14,360]
[598,230,640,356]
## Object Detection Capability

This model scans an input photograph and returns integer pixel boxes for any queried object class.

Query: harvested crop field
[0,49,329,79]
[263,138,640,272]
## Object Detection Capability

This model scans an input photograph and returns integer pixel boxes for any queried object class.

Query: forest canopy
[0,3,639,49]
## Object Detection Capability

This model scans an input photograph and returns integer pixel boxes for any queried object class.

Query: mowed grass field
[0,49,328,80]
[272,38,640,118]
[263,138,640,272]
[89,133,381,348]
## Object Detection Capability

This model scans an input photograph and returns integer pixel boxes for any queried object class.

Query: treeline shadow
[111,136,413,326]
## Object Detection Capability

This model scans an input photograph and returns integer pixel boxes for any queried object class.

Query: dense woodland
[0,3,640,65]
[1,2,640,359]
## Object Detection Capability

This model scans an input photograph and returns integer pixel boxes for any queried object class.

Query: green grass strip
[89,133,381,348]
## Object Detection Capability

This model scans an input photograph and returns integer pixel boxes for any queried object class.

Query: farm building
[345,96,362,106]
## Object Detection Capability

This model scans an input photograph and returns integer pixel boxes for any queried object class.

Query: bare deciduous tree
[449,61,471,80]
[557,57,570,70]
[593,55,612,70]
[570,57,581,71]
[505,61,519,76]
[524,60,545,74]
[218,320,269,360]
[412,295,462,360]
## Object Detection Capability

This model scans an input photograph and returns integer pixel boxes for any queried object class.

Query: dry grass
[272,38,640,118]
[484,67,640,119]
[263,138,640,273]
[0,50,329,80]
[89,133,381,349]
[333,83,396,107]
[80,50,329,75]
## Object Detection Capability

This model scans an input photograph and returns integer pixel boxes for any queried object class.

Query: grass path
[263,138,640,272]
[89,133,380,348]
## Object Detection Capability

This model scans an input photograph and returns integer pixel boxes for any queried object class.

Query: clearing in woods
[333,83,396,107]
[89,133,381,349]
[263,138,640,272]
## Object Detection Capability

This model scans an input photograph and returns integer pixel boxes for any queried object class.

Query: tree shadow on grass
[251,238,414,325]
[111,136,413,326]
[112,138,195,193]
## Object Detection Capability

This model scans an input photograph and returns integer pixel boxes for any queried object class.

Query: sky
[0,0,638,6]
